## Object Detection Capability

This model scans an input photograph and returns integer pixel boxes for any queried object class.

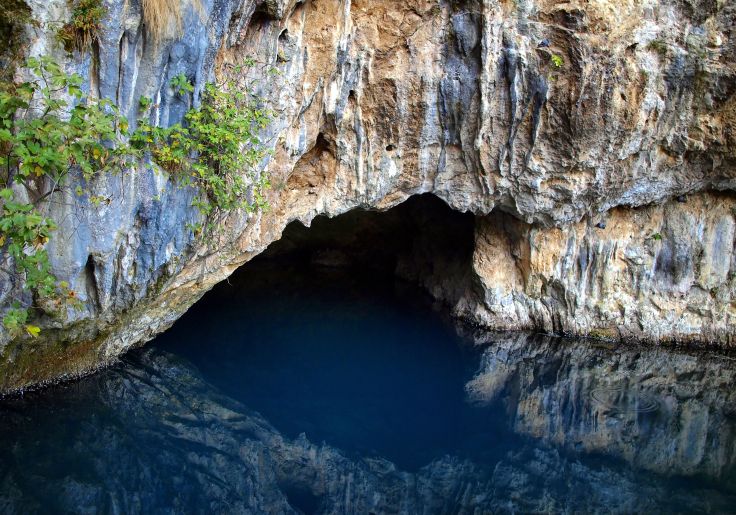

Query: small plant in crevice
[647,38,668,57]
[57,0,106,53]
[170,73,194,97]
[138,95,153,113]
[550,53,564,68]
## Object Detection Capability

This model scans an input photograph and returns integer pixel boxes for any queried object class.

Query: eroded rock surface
[464,192,736,343]
[1,0,735,391]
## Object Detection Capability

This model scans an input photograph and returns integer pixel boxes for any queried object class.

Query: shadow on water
[1,195,736,513]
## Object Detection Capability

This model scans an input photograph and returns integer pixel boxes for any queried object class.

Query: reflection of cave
[253,194,477,304]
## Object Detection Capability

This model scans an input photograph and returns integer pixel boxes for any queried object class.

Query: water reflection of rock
[0,348,733,514]
[465,331,736,482]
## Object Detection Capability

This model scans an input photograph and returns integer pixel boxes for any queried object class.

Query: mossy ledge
[0,270,203,396]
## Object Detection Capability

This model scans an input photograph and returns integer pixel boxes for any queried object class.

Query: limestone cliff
[0,0,735,393]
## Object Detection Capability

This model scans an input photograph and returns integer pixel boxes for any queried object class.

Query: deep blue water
[157,263,516,472]
[1,260,736,513]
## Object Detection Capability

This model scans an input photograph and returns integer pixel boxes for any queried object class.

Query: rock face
[466,192,736,343]
[1,0,735,392]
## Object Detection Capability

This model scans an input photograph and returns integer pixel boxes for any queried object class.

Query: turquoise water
[1,260,736,513]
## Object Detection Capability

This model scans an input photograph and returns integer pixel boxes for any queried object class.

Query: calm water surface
[1,261,736,513]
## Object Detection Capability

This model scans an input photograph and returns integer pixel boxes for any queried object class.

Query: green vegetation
[0,56,125,336]
[57,0,106,53]
[550,54,564,68]
[647,39,668,57]
[0,57,270,336]
[170,73,194,97]
[132,76,271,234]
[138,95,153,112]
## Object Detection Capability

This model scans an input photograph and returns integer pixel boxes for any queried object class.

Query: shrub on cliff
[0,56,124,336]
[133,75,270,235]
[0,57,270,337]
[56,0,106,53]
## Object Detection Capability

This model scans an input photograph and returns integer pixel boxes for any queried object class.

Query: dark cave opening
[239,193,477,303]
[153,193,492,473]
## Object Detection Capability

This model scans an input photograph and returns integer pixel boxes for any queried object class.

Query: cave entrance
[154,193,485,471]
[239,193,477,303]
